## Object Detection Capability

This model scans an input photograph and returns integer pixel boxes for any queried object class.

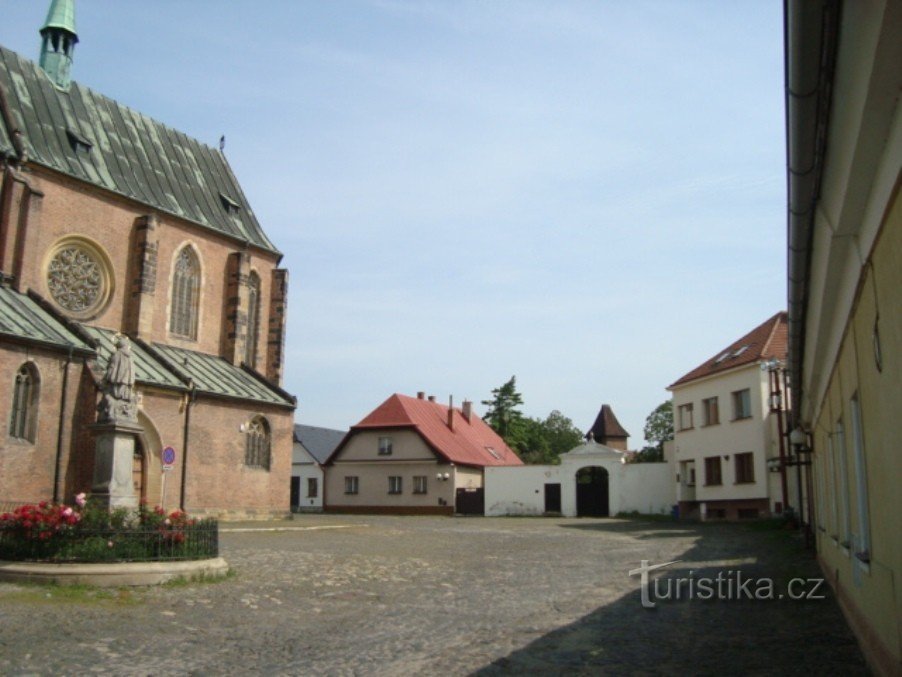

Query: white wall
[616,463,674,515]
[485,465,563,516]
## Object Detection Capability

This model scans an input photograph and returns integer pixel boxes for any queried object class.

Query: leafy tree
[481,376,524,441]
[632,400,673,463]
[481,378,583,465]
[541,410,583,457]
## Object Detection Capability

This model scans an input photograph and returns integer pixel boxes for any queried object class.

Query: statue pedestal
[90,420,142,510]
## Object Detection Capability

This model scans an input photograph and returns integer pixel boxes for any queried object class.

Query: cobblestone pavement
[0,515,868,675]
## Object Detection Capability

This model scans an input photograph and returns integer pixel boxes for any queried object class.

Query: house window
[849,395,870,563]
[170,246,201,339]
[704,456,722,486]
[244,416,271,470]
[413,476,427,494]
[245,271,261,366]
[9,364,38,442]
[307,477,318,498]
[734,452,754,484]
[344,476,359,495]
[678,403,694,431]
[702,397,719,426]
[378,436,393,455]
[731,389,751,420]
[388,476,402,494]
[834,420,852,548]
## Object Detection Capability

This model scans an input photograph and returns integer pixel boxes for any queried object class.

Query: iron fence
[0,518,219,563]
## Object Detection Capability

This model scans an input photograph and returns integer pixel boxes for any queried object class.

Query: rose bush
[0,496,216,563]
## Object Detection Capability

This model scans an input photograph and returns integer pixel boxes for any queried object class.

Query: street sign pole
[161,446,176,508]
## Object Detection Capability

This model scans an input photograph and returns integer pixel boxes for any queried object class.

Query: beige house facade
[324,393,521,515]
[785,1,901,673]
[669,313,796,521]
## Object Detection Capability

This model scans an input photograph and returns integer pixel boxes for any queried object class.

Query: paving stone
[0,515,867,675]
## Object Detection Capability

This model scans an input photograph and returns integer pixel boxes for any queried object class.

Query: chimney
[462,400,472,423]
[417,391,425,400]
[448,395,454,430]
[428,395,436,402]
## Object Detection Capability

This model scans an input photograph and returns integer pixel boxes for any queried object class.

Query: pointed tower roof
[41,0,78,37]
[586,404,629,442]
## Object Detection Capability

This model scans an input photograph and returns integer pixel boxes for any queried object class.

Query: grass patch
[0,581,144,606]
[162,568,235,588]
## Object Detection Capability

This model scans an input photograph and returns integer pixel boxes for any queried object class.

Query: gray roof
[152,343,294,409]
[0,285,90,353]
[0,45,279,255]
[293,424,346,465]
[79,325,185,391]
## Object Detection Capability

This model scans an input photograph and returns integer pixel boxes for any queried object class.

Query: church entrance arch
[576,466,610,517]
[136,411,164,507]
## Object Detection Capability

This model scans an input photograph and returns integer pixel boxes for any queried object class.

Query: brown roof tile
[669,312,788,388]
[587,404,629,441]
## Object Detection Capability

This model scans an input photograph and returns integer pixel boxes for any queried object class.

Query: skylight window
[713,351,731,364]
[733,345,749,357]
[485,446,501,460]
[219,192,241,215]
[66,128,92,154]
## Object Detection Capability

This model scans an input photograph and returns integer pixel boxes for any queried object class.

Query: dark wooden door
[290,477,300,508]
[544,483,562,513]
[576,467,609,517]
[455,488,485,515]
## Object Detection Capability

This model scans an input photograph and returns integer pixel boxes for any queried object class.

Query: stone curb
[0,557,230,587]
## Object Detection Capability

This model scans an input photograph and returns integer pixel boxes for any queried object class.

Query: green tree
[633,400,673,463]
[541,410,583,457]
[481,376,524,442]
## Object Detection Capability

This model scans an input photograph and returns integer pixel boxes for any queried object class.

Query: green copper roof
[79,325,186,391]
[152,343,294,408]
[42,0,78,36]
[0,286,90,353]
[0,46,280,255]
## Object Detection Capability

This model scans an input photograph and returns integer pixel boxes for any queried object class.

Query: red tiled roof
[587,404,629,441]
[669,312,788,388]
[329,394,523,467]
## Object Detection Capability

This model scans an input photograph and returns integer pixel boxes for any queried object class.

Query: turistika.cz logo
[628,560,827,609]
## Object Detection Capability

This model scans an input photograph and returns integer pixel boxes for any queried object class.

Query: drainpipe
[52,344,74,503]
[179,382,195,511]
[785,0,841,416]
[772,367,789,511]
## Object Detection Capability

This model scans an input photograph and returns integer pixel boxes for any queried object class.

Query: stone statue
[97,333,137,423]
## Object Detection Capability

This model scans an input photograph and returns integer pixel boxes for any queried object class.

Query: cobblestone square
[0,515,867,675]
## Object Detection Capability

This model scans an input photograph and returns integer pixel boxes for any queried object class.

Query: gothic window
[170,246,200,339]
[9,363,39,442]
[245,271,261,366]
[245,416,271,470]
[46,238,112,318]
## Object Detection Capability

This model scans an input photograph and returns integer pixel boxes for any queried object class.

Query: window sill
[733,480,755,485]
[344,492,358,496]
[731,415,753,422]
[703,482,722,487]
[701,422,720,428]
[388,492,402,496]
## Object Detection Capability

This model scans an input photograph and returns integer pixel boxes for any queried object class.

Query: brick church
[0,1,295,517]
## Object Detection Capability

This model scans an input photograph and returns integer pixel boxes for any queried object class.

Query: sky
[2,1,787,444]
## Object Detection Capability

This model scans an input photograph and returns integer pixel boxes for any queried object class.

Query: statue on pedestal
[97,333,137,424]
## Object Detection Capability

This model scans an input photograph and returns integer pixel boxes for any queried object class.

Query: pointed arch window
[245,271,261,366]
[9,363,39,442]
[170,246,201,339]
[245,416,271,470]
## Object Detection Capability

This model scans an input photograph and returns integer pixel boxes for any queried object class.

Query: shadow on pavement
[474,521,868,675]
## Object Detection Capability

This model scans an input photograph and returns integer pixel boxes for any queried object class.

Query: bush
[0,495,218,563]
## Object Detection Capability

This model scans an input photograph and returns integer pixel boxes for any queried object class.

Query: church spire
[39,0,79,89]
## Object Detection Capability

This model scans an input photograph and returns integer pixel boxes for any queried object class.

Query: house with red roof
[323,392,522,515]
[667,312,796,521]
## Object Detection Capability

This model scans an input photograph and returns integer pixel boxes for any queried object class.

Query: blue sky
[2,1,786,443]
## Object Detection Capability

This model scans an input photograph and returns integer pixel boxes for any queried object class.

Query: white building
[668,312,796,520]
[291,424,345,512]
[485,439,672,517]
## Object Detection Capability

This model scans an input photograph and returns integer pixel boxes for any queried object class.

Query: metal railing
[0,518,219,563]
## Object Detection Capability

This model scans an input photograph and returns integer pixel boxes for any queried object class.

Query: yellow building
[785,1,901,674]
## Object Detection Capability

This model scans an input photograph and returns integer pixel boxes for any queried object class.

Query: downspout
[772,367,789,511]
[52,344,74,503]
[785,0,841,417]
[179,382,195,511]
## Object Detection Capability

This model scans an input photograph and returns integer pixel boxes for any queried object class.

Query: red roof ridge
[328,392,522,467]
[669,312,788,389]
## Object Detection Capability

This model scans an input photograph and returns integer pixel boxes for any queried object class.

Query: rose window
[45,239,112,318]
